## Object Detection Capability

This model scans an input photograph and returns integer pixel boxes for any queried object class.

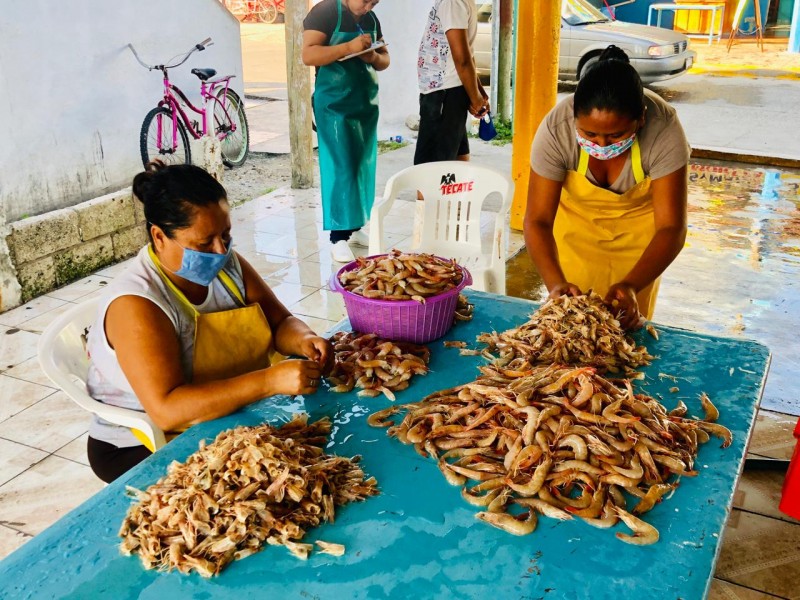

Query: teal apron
[313,0,380,232]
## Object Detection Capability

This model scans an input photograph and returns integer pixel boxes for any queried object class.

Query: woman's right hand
[548,282,583,299]
[266,359,323,397]
[347,34,373,55]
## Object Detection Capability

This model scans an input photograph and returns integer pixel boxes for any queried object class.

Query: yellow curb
[689,65,800,80]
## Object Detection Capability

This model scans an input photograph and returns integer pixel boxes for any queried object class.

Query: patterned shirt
[417,0,477,94]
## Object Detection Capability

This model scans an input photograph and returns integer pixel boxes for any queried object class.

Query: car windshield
[562,0,610,25]
[476,1,610,26]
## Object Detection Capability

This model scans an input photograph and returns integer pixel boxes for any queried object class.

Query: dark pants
[330,228,357,244]
[87,436,151,483]
[414,86,471,165]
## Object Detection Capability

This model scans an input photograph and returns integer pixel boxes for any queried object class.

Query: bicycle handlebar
[128,38,214,71]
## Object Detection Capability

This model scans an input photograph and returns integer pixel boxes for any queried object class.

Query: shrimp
[505,457,553,497]
[513,498,573,521]
[633,483,676,515]
[669,400,688,417]
[476,509,538,536]
[602,399,641,424]
[697,421,733,448]
[581,500,618,529]
[699,392,719,423]
[613,507,659,545]
[609,455,644,480]
[367,405,404,428]
[461,486,502,508]
[556,434,589,461]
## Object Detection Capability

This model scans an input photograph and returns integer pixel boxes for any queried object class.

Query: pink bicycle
[128,38,249,168]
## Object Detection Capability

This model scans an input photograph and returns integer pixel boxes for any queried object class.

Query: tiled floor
[0,187,798,599]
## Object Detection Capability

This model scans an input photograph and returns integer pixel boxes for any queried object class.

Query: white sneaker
[331,240,355,263]
[348,228,370,247]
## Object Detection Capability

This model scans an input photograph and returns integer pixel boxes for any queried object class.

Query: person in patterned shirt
[414,0,488,166]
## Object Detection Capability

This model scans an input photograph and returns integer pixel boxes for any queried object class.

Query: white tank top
[86,246,246,448]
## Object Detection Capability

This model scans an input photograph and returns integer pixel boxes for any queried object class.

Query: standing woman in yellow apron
[85,162,333,482]
[303,0,390,263]
[524,45,690,329]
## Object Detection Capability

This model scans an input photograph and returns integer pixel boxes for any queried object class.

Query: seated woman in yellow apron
[85,163,333,483]
[524,45,690,329]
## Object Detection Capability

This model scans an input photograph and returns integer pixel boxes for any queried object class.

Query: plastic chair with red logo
[368,161,514,294]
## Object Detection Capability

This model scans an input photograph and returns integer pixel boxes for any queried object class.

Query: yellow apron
[132,247,283,451]
[553,139,660,319]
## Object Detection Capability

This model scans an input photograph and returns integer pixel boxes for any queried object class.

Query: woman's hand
[298,334,334,376]
[348,34,373,55]
[359,50,377,64]
[266,359,323,397]
[605,282,644,330]
[548,282,582,299]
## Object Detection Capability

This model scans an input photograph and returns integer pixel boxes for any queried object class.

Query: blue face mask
[170,238,233,286]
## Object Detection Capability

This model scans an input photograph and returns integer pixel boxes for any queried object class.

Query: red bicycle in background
[222,0,285,24]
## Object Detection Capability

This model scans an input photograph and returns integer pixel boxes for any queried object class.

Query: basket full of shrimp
[330,250,472,344]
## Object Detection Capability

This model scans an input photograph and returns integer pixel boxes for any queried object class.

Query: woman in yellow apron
[86,162,333,482]
[524,45,690,329]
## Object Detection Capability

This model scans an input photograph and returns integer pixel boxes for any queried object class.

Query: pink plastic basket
[330,255,472,344]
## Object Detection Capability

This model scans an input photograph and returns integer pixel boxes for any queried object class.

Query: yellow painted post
[510,0,561,231]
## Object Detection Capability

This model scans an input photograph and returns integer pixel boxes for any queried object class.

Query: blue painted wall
[614,0,772,33]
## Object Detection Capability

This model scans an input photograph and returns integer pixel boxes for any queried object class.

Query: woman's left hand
[299,335,334,375]
[605,282,644,330]
[359,50,377,64]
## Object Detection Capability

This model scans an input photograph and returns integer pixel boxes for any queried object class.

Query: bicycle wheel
[139,107,191,167]
[254,0,278,23]
[213,89,249,167]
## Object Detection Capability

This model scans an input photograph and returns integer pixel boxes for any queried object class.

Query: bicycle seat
[191,68,217,81]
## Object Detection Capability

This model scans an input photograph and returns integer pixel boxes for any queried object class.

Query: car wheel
[578,55,599,80]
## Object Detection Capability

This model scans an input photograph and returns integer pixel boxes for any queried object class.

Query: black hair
[573,45,645,121]
[132,161,227,242]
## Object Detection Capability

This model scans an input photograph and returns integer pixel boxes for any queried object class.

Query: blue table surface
[0,291,771,600]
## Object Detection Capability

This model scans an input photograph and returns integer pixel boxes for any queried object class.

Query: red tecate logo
[440,173,475,195]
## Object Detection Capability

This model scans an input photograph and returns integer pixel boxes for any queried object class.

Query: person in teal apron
[303,0,390,263]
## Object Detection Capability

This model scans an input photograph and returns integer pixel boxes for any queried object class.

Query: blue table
[0,291,770,599]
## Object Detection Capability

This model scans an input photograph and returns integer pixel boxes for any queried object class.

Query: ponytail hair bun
[574,45,645,122]
[598,45,630,65]
[131,162,227,242]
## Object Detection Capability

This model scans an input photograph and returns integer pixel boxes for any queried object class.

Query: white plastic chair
[368,161,514,294]
[37,298,166,452]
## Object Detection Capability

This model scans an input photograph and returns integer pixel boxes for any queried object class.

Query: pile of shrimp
[477,293,653,376]
[369,365,730,545]
[119,415,378,577]
[326,332,430,401]
[338,249,463,303]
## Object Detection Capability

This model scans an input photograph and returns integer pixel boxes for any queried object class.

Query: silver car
[475,0,697,84]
